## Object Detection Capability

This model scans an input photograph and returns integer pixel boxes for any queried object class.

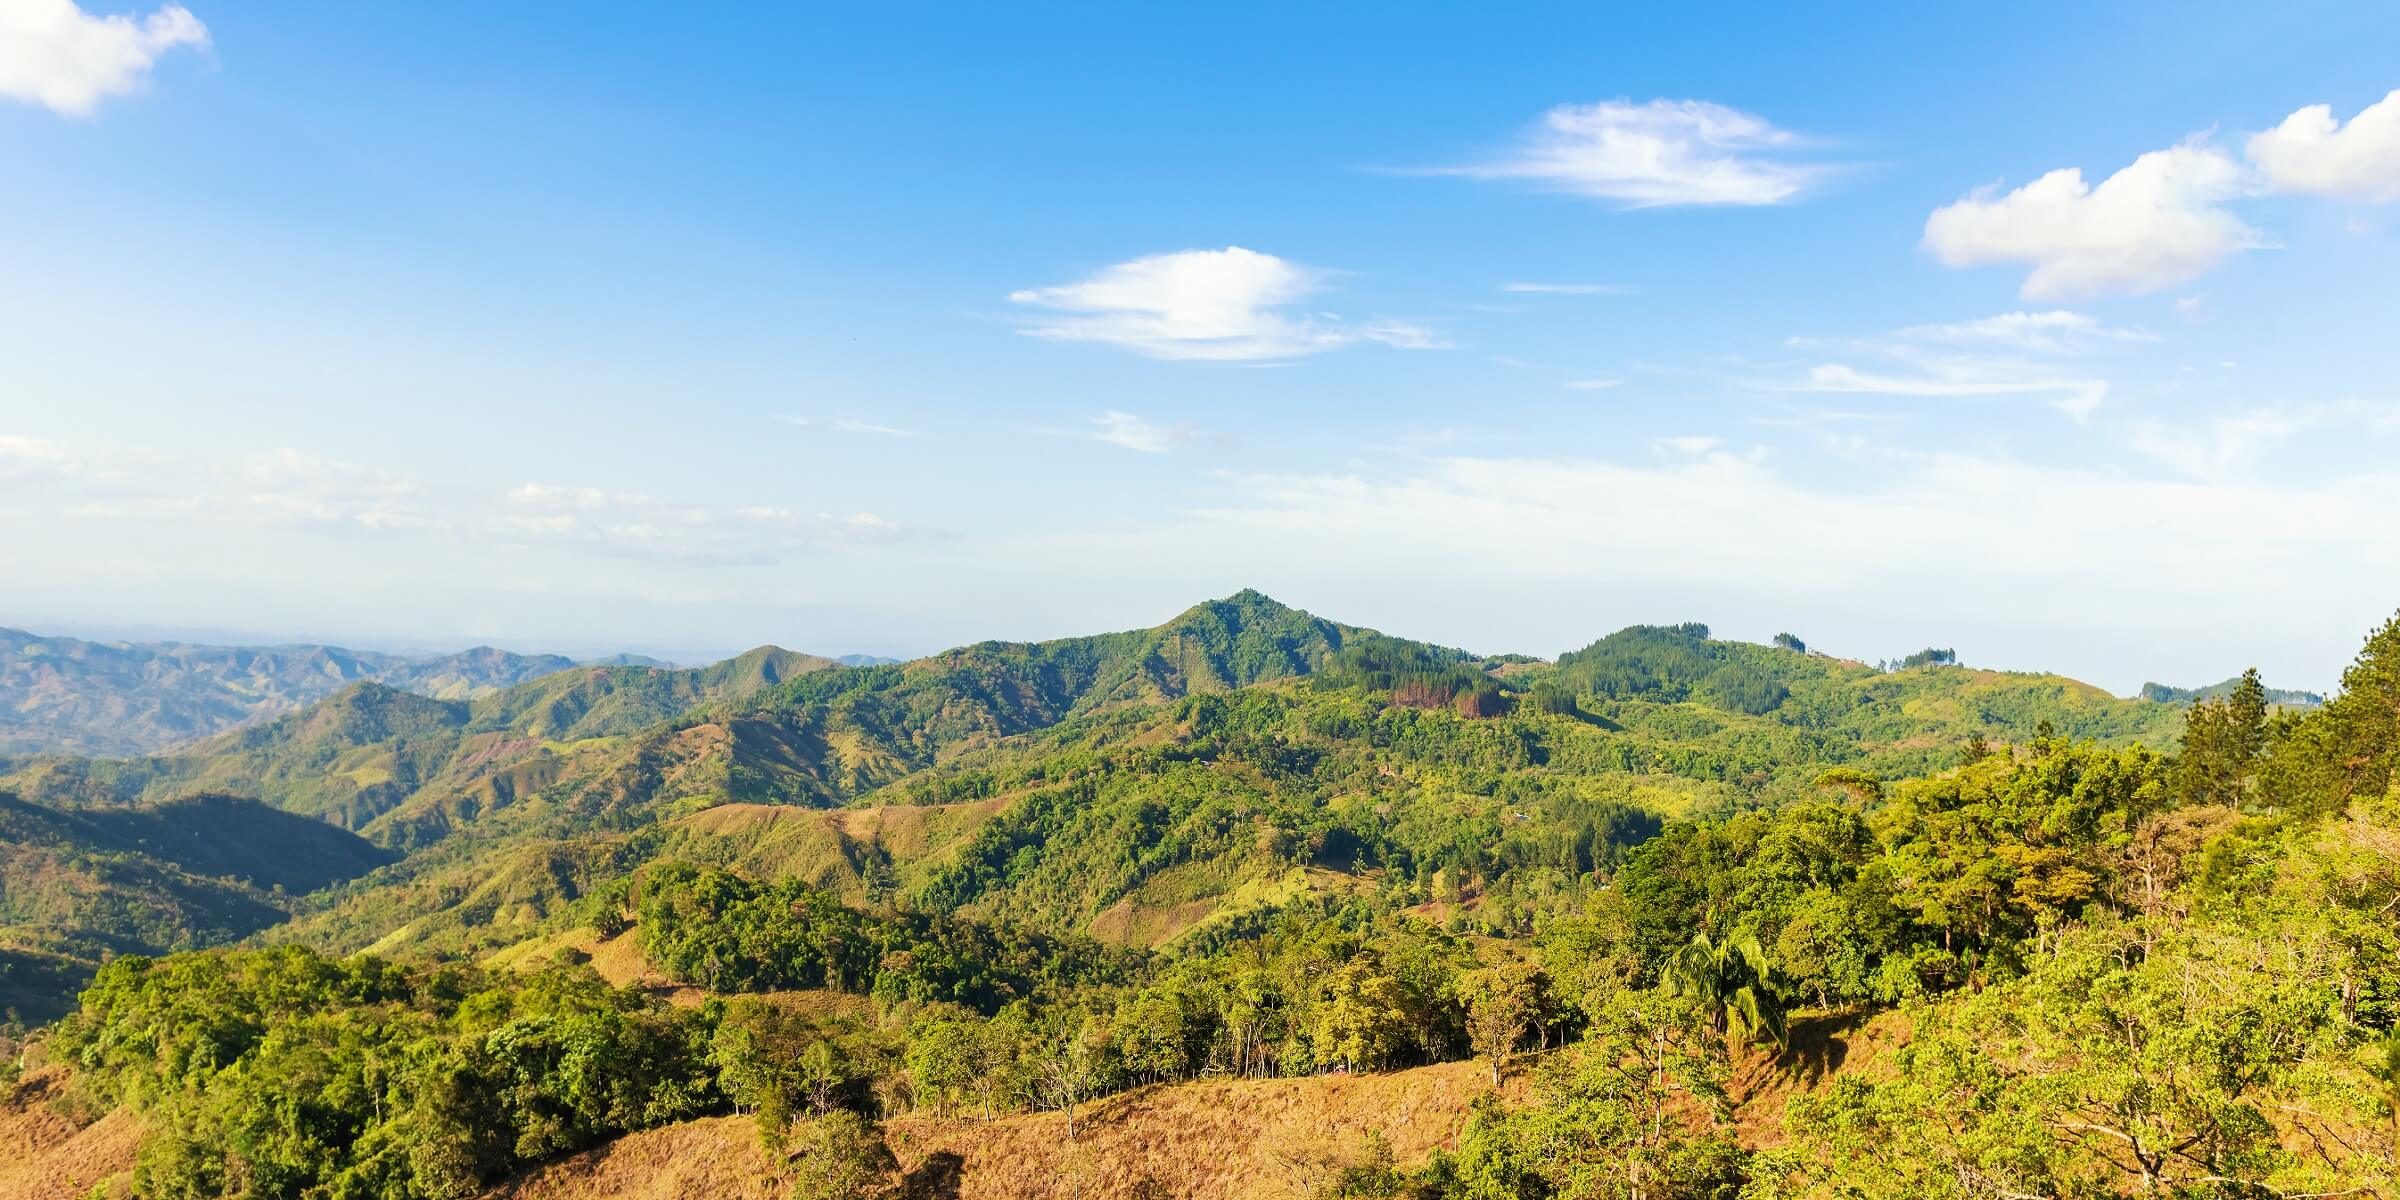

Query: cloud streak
[1091,411,1185,454]
[1,437,928,566]
[1430,99,1834,208]
[1011,247,1438,362]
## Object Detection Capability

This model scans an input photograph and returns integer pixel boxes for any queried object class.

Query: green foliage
[2255,608,2400,817]
[786,1109,897,1200]
[2172,666,2268,806]
[50,946,718,1199]
[0,790,390,1021]
[1660,931,1784,1049]
[638,861,1129,1010]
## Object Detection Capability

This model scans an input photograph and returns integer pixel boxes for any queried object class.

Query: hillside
[13,594,2210,982]
[0,790,389,1020]
[0,647,847,845]
[0,627,597,756]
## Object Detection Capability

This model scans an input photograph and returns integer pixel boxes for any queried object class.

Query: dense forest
[2,594,2394,1199]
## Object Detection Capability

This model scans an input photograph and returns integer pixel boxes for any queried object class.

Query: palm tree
[1660,931,1786,1051]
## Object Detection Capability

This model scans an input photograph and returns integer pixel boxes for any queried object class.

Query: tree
[1462,963,1543,1086]
[798,1040,845,1118]
[2258,611,2400,816]
[1115,991,1189,1085]
[1659,932,1784,1051]
[906,1019,982,1121]
[1036,1014,1113,1141]
[787,1110,896,1200]
[1312,960,1410,1072]
[2174,667,2268,806]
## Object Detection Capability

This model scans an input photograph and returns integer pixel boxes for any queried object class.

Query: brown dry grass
[1728,1007,1913,1148]
[885,1059,1505,1200]
[490,1059,1509,1200]
[484,1114,784,1200]
[0,1068,141,1200]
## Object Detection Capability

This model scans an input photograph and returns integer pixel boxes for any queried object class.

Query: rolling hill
[0,789,389,1021]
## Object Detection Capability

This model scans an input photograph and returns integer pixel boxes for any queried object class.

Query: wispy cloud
[1426,99,1836,208]
[1010,247,1439,362]
[1799,363,2109,422]
[1091,411,1188,454]
[0,1,209,116]
[2128,399,2400,481]
[780,415,919,437]
[1501,282,1634,295]
[1777,312,2134,421]
[1,436,928,565]
[1565,378,1623,391]
[1882,310,2155,352]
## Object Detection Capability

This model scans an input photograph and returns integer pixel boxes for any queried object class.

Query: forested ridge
[2,594,2394,1200]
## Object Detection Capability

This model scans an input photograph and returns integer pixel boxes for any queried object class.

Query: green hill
[0,790,389,1021]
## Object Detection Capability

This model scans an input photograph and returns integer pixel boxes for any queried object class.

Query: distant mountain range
[0,629,688,756]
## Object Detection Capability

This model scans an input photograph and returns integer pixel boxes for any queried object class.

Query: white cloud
[1010,247,1435,361]
[1653,436,1722,456]
[1776,310,2153,423]
[1501,282,1632,295]
[1923,140,2261,299]
[0,1,208,116]
[1885,310,2152,352]
[1432,99,1831,207]
[2247,89,2400,202]
[1361,320,1446,350]
[1801,362,2109,422]
[1565,378,1622,391]
[1091,411,1184,454]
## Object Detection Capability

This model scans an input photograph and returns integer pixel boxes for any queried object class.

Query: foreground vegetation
[4,595,2394,1198]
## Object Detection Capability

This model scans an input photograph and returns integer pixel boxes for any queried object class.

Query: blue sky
[5,2,2400,690]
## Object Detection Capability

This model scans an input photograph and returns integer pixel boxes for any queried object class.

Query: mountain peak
[1167,588,1306,630]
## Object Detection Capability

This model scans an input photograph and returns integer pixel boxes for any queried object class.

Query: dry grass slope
[0,1068,142,1200]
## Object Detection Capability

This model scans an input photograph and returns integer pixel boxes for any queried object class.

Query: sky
[4,1,2400,690]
